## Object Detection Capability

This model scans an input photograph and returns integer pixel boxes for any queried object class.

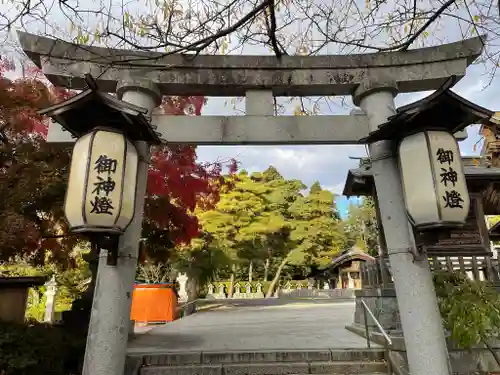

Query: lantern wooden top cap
[359,77,495,143]
[39,75,162,144]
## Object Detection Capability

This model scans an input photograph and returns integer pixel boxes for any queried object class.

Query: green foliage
[434,270,500,350]
[0,321,85,375]
[25,292,47,321]
[344,198,379,255]
[173,231,232,286]
[198,168,304,267]
[488,216,500,228]
[309,181,322,194]
[176,167,350,294]
[288,182,346,267]
[55,249,92,312]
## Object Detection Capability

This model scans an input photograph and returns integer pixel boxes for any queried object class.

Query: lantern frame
[63,126,139,235]
[398,130,470,230]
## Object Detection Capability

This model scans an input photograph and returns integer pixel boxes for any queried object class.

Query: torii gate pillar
[82,78,161,375]
[354,82,451,375]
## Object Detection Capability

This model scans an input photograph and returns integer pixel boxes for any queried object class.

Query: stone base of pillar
[353,288,402,333]
[128,320,135,338]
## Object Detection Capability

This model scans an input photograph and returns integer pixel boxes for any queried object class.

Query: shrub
[433,270,500,366]
[0,321,86,375]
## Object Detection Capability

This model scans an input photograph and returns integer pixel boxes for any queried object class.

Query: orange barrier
[130,283,178,324]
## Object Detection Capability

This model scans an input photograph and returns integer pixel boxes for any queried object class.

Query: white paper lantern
[398,130,470,229]
[64,128,139,234]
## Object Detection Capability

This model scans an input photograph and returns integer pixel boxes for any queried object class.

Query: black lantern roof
[38,75,162,144]
[359,77,495,143]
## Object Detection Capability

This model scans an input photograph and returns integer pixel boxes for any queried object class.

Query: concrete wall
[0,288,29,323]
[279,288,356,299]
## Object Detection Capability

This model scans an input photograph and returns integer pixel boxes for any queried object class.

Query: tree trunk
[264,258,270,281]
[228,264,236,298]
[482,337,500,367]
[265,257,288,298]
[184,275,199,316]
[248,261,253,283]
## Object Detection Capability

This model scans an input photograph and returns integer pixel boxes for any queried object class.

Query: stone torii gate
[18,31,487,375]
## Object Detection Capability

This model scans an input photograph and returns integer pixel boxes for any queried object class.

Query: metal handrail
[360,298,393,375]
[360,298,392,347]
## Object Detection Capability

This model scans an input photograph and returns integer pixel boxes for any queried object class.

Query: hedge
[0,321,86,375]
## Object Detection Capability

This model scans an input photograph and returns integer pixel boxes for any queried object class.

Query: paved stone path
[127,300,372,354]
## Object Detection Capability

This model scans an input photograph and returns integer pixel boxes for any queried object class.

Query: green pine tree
[344,197,379,256]
[265,184,347,297]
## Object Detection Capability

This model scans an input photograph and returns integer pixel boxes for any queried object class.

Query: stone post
[177,273,188,303]
[353,81,451,375]
[233,283,242,299]
[215,284,226,299]
[255,283,264,298]
[43,276,57,323]
[82,78,161,375]
[307,278,314,289]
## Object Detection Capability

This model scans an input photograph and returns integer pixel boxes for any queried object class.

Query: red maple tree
[0,57,236,265]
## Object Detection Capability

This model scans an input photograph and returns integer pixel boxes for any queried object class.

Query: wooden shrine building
[308,246,375,289]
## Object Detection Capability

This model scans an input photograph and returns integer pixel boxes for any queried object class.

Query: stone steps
[140,361,387,375]
[126,349,388,375]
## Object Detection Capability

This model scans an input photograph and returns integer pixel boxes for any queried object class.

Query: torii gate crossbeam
[18,31,482,97]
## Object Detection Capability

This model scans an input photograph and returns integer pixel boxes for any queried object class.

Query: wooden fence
[361,255,500,288]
